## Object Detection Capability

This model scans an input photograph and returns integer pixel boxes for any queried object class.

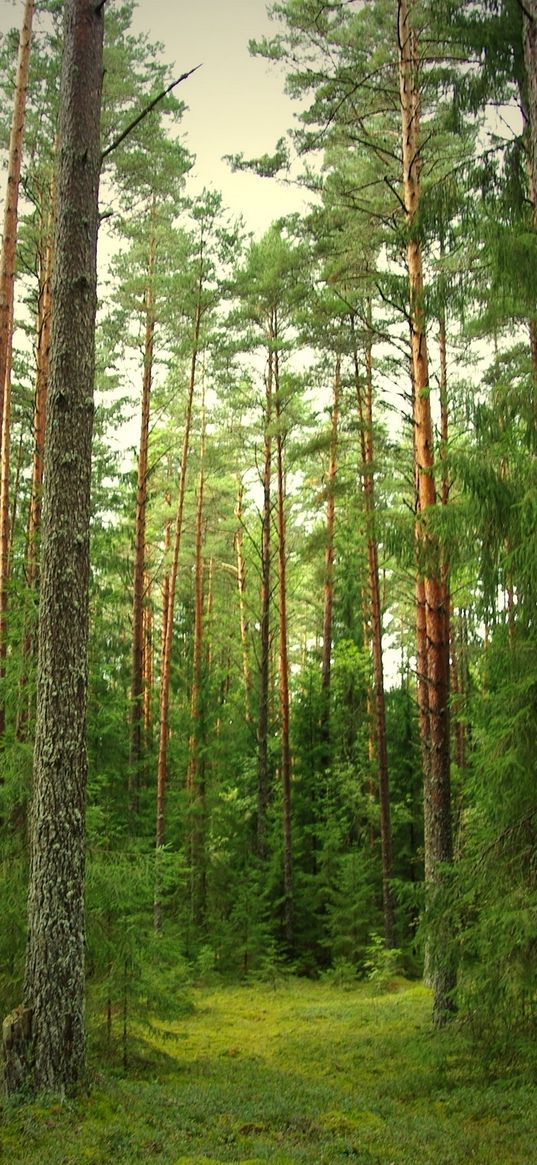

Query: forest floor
[1,977,536,1164]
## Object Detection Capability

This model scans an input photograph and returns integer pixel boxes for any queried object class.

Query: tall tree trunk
[26,175,56,592]
[16,177,55,741]
[129,209,157,815]
[154,287,201,931]
[2,0,104,1096]
[187,400,207,928]
[353,315,395,950]
[320,355,340,767]
[257,347,273,861]
[0,0,35,739]
[235,476,252,723]
[274,321,293,951]
[398,0,454,1024]
[143,571,153,740]
[0,0,34,442]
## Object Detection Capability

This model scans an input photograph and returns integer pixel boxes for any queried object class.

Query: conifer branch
[101,65,202,160]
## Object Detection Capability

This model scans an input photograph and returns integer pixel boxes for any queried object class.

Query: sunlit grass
[1,977,536,1164]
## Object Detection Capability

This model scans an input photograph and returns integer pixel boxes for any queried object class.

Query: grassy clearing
[1,977,535,1164]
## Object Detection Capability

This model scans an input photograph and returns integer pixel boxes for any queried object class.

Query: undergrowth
[1,978,536,1164]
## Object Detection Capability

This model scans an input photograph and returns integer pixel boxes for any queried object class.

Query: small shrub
[363,933,402,992]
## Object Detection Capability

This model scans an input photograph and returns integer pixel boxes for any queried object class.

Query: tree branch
[101,65,202,161]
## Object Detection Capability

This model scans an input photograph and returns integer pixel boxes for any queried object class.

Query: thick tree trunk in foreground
[3,0,104,1095]
[398,0,455,1024]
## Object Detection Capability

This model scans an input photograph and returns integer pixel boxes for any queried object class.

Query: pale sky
[0,0,306,236]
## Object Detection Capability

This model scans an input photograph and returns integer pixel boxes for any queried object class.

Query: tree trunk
[16,178,55,741]
[320,355,340,767]
[0,0,34,443]
[143,570,153,741]
[235,476,252,724]
[257,347,273,861]
[3,0,104,1095]
[154,287,201,931]
[187,401,207,928]
[129,209,157,815]
[353,315,395,950]
[398,0,455,1024]
[274,321,293,952]
[0,0,35,739]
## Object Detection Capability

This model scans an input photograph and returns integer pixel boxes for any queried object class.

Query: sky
[0,0,306,237]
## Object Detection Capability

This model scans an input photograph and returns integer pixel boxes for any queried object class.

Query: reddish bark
[154,280,201,930]
[398,0,454,1022]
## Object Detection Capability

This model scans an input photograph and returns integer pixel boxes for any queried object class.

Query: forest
[0,0,536,1158]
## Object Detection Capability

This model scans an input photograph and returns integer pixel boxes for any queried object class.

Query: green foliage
[363,933,403,992]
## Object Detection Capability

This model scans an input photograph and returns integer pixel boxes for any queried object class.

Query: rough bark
[3,0,104,1095]
[398,0,455,1023]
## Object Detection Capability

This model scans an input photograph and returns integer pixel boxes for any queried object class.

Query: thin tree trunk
[129,209,157,815]
[16,178,55,740]
[353,316,395,950]
[235,477,252,723]
[26,177,55,591]
[320,355,340,767]
[3,0,104,1096]
[0,0,34,443]
[0,0,34,740]
[274,321,293,951]
[187,398,206,928]
[257,347,273,861]
[154,287,201,931]
[398,0,454,1024]
[143,571,153,740]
